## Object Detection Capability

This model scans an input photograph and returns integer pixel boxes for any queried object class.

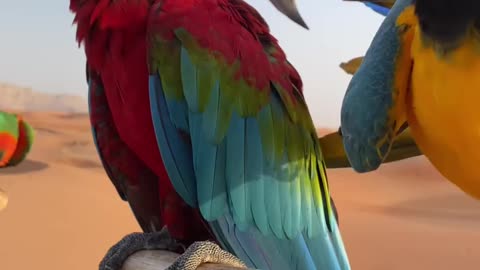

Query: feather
[88,68,164,232]
[364,2,391,16]
[149,75,197,206]
[341,0,414,172]
[146,0,351,269]
[225,112,250,228]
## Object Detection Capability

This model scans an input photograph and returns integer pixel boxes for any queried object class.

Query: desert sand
[0,112,479,270]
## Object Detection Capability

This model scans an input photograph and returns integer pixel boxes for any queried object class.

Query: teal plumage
[146,1,350,269]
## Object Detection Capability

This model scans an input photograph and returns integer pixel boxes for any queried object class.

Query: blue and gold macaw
[340,0,480,199]
[317,0,422,169]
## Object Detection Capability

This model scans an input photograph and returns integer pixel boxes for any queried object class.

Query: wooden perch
[121,250,255,270]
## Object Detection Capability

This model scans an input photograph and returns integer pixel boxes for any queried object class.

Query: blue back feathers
[148,31,351,269]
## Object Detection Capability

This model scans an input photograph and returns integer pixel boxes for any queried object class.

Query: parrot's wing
[340,0,416,172]
[0,112,20,167]
[146,2,349,269]
[319,127,421,168]
[87,66,165,232]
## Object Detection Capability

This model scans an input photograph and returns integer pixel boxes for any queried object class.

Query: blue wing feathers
[290,169,302,238]
[270,97,286,165]
[149,76,197,206]
[309,159,327,237]
[278,160,293,238]
[210,215,341,270]
[328,214,350,270]
[364,2,390,16]
[225,112,249,227]
[264,172,283,238]
[301,169,314,237]
[304,233,339,269]
[341,0,411,172]
[209,140,228,219]
[189,111,228,220]
[245,117,269,235]
[168,99,189,131]
[262,97,289,238]
[149,40,351,268]
[202,73,222,144]
[181,47,200,112]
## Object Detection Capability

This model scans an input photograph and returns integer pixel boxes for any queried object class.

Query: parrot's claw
[99,227,184,270]
[166,241,248,270]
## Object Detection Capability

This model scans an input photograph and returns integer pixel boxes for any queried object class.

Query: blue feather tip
[364,2,390,16]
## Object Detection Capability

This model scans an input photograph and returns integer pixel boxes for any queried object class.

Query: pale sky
[0,0,384,127]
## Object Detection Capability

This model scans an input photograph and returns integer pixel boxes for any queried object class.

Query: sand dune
[0,112,479,270]
[0,82,87,113]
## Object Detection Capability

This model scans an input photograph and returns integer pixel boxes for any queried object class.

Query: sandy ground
[0,112,479,270]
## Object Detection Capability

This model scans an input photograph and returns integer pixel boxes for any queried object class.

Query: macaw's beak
[269,0,309,29]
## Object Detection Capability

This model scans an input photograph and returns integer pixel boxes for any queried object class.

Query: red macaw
[70,0,350,269]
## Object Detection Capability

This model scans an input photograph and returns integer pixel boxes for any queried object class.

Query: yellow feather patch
[407,6,480,199]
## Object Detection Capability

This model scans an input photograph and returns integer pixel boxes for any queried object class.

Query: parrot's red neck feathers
[226,0,270,38]
[70,0,302,93]
[71,0,151,71]
[70,0,150,45]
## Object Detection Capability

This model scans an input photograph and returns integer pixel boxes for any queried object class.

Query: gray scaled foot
[99,227,184,270]
[166,241,247,270]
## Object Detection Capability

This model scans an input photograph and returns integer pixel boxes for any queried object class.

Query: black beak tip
[292,15,309,29]
[300,21,309,30]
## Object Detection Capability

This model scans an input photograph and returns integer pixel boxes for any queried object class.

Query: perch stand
[121,250,256,270]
